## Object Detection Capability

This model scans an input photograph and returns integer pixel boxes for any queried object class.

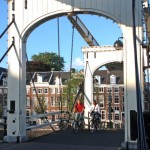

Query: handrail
[26,111,70,130]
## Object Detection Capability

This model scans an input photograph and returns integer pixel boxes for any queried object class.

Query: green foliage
[33,95,47,114]
[31,52,65,71]
[26,61,50,72]
[62,71,84,112]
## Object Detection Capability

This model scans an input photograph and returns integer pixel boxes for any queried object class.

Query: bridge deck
[1,129,124,150]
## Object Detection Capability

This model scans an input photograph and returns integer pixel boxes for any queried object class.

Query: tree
[33,95,47,114]
[62,71,84,112]
[31,52,65,71]
[26,61,51,72]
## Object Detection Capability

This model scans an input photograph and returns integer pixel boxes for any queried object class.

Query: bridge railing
[26,111,70,131]
[26,111,124,132]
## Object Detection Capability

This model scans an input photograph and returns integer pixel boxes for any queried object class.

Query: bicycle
[72,113,85,134]
[88,112,101,133]
[58,117,68,130]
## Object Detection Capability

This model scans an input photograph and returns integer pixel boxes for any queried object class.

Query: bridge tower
[5,0,148,149]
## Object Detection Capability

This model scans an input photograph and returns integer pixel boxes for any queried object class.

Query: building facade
[93,70,124,127]
[0,67,127,126]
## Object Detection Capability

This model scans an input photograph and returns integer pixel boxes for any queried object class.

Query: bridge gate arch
[82,46,124,123]
[6,0,144,148]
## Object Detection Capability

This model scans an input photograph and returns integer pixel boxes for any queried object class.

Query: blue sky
[0,0,123,71]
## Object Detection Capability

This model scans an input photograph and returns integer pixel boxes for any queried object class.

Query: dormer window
[3,77,8,86]
[37,74,43,82]
[55,76,62,85]
[94,75,101,84]
[110,74,116,84]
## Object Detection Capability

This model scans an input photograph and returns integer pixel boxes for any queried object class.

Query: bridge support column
[3,8,28,141]
[122,25,144,149]
[84,61,93,125]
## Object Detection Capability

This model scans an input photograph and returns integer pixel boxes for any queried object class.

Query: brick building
[93,70,124,127]
[0,67,127,125]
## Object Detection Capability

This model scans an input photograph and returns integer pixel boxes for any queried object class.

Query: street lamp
[114,37,123,50]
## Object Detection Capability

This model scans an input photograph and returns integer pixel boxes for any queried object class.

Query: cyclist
[89,100,101,123]
[74,99,85,125]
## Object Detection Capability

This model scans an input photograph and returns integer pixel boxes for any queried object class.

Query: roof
[94,70,123,84]
[26,71,71,85]
[0,67,123,85]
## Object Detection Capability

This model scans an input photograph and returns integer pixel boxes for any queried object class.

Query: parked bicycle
[58,117,68,130]
[72,112,85,134]
[88,112,101,133]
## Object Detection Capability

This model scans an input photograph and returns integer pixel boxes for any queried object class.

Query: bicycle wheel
[81,121,85,131]
[59,121,67,130]
[72,121,79,134]
[96,121,101,131]
[89,120,95,134]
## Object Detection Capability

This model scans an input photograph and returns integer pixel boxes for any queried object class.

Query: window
[122,95,124,103]
[50,88,55,94]
[110,75,116,84]
[38,88,43,94]
[26,88,30,94]
[26,97,30,107]
[56,88,61,94]
[122,87,124,92]
[0,89,2,94]
[99,95,104,108]
[3,96,7,106]
[37,74,43,82]
[114,114,120,120]
[3,78,7,86]
[55,76,61,85]
[32,88,36,94]
[114,87,119,93]
[26,110,30,116]
[52,114,55,121]
[107,87,112,92]
[101,110,106,120]
[114,94,119,104]
[3,89,7,94]
[99,87,104,93]
[94,75,101,84]
[108,114,112,120]
[122,105,124,112]
[114,106,119,111]
[44,88,48,94]
[56,97,60,106]
[121,113,125,123]
[51,97,55,107]
[108,95,112,102]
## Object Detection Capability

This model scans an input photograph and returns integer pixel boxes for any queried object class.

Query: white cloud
[64,57,84,71]
[73,57,84,68]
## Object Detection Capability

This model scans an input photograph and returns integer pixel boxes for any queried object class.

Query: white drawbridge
[3,0,150,149]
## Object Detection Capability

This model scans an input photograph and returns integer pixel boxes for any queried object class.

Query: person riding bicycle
[89,100,101,123]
[74,99,85,125]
